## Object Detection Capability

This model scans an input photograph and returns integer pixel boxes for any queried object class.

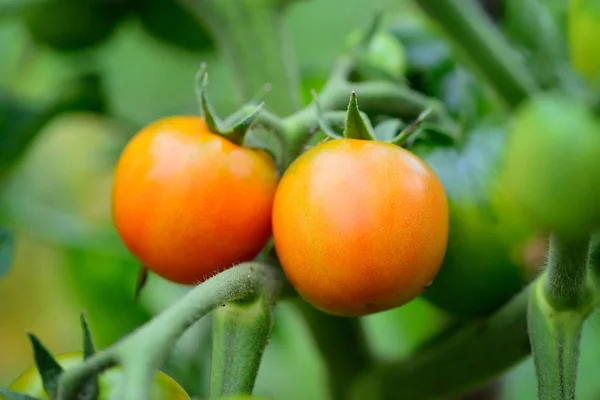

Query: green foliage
[0,228,14,279]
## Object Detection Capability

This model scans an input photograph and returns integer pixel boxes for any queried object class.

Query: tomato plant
[111,115,278,285]
[272,138,448,317]
[5,352,190,400]
[5,0,600,400]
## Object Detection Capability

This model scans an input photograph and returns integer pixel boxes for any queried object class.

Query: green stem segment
[415,0,537,108]
[352,284,532,400]
[295,300,371,400]
[543,235,592,310]
[180,0,302,116]
[210,293,275,396]
[56,263,287,400]
[527,235,595,400]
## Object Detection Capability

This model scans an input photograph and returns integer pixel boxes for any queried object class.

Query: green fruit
[5,352,190,400]
[503,92,600,238]
[413,119,536,316]
[136,0,214,52]
[23,0,125,52]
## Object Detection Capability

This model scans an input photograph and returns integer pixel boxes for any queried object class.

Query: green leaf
[0,228,14,279]
[79,313,100,400]
[0,387,43,400]
[26,333,63,399]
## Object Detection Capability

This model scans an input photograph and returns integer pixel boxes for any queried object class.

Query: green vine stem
[210,293,275,396]
[56,262,287,400]
[528,235,596,400]
[415,0,538,109]
[179,0,302,116]
[254,57,460,167]
[295,300,372,400]
[351,283,532,400]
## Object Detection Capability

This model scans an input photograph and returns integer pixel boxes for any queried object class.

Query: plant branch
[57,262,287,400]
[415,0,538,108]
[351,283,533,400]
[180,0,302,116]
[294,300,372,400]
[543,235,592,311]
[528,235,596,400]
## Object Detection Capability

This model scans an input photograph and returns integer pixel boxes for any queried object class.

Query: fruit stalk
[527,235,595,400]
[210,293,276,396]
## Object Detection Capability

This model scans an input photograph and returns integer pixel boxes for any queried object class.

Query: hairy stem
[57,262,287,400]
[210,294,275,396]
[528,235,595,400]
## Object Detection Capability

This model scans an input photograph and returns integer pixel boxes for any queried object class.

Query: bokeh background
[2,0,600,399]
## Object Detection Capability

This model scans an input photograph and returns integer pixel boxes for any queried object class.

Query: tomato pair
[112,114,448,316]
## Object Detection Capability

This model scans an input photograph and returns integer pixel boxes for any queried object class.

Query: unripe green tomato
[413,120,537,316]
[568,0,600,82]
[136,0,214,52]
[22,0,125,52]
[5,352,190,400]
[346,30,407,81]
[502,92,600,238]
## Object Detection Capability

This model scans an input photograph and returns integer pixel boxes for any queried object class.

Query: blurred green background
[2,0,600,399]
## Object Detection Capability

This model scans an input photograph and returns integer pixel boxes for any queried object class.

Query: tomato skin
[6,352,190,400]
[502,93,600,238]
[413,121,536,317]
[272,139,449,317]
[112,116,278,285]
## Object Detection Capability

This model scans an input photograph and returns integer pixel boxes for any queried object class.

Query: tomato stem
[527,235,596,400]
[415,0,538,109]
[210,294,274,396]
[178,0,302,116]
[56,262,288,400]
[351,283,532,399]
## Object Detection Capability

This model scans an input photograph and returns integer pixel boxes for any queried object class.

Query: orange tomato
[112,116,278,285]
[272,139,449,316]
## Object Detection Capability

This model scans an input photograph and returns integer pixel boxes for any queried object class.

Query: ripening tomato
[6,352,190,400]
[112,116,278,285]
[272,139,449,317]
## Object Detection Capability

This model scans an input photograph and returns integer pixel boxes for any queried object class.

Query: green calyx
[313,91,432,146]
[194,63,265,146]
